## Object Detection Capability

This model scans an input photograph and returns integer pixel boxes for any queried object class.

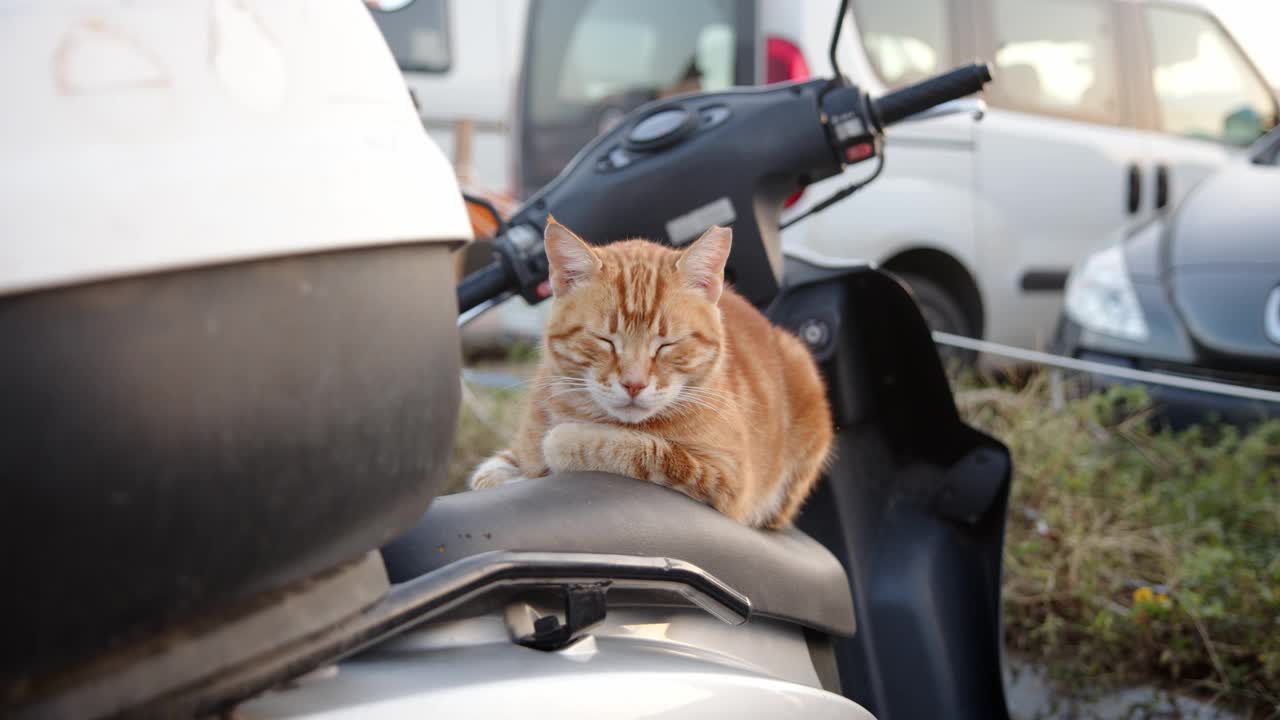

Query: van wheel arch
[882,248,984,339]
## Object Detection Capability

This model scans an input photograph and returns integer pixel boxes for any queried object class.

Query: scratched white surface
[0,0,472,296]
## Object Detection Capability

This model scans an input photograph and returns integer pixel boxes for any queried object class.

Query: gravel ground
[1004,656,1241,720]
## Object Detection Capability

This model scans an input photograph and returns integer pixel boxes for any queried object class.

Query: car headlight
[1064,245,1148,341]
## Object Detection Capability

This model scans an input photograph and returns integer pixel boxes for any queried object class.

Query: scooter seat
[382,472,856,636]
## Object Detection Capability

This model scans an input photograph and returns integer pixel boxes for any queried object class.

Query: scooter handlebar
[871,62,992,127]
[454,64,994,313]
[457,260,512,313]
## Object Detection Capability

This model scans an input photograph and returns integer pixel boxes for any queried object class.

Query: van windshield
[370,0,451,74]
[521,0,748,194]
[528,0,742,123]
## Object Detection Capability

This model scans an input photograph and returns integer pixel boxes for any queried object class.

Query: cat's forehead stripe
[608,253,668,331]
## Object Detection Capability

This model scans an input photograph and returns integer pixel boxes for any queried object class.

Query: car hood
[1169,163,1279,268]
[1164,164,1280,366]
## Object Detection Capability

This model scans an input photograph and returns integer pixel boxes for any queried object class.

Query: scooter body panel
[241,609,875,719]
[768,257,1013,719]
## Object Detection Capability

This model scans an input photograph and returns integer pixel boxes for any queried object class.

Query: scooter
[2,1,1007,718]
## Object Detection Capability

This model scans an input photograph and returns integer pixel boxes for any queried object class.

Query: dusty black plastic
[769,261,1012,720]
[463,64,992,312]
[509,79,844,307]
[383,472,856,637]
[932,446,1011,525]
[0,244,460,696]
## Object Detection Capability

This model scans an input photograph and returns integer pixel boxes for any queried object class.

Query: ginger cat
[468,218,833,529]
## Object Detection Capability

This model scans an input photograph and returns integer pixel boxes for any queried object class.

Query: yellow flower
[1133,586,1155,604]
[1155,593,1170,606]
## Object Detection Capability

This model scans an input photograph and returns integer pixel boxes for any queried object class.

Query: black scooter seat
[382,472,856,636]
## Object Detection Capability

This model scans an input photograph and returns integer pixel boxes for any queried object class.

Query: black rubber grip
[872,62,992,127]
[457,260,513,313]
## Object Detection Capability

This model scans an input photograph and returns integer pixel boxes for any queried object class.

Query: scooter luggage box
[0,243,461,695]
[0,0,472,706]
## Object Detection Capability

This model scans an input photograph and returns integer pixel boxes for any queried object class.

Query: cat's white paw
[468,453,526,490]
[543,422,616,474]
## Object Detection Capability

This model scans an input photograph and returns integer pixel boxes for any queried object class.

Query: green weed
[959,373,1280,716]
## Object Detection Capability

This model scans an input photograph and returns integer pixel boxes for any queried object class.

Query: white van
[369,0,527,195]
[516,0,1278,350]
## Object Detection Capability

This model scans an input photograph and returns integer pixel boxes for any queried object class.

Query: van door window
[520,0,744,194]
[370,0,451,74]
[1144,7,1278,147]
[527,0,741,127]
[988,0,1120,124]
[852,0,951,89]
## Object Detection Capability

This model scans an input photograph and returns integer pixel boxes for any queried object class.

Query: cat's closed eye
[590,334,617,352]
[654,340,680,357]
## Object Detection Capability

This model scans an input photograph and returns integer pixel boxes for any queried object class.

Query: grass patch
[450,362,1280,715]
[956,371,1280,717]
[449,382,525,494]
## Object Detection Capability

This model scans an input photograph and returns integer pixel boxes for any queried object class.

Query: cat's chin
[602,403,661,425]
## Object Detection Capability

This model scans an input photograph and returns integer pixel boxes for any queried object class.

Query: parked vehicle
[1054,126,1280,426]
[516,0,1279,349]
[369,0,528,194]
[2,1,1008,718]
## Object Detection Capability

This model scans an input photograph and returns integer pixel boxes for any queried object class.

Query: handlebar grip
[457,260,514,313]
[872,62,992,127]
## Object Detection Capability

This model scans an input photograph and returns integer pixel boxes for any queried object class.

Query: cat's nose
[621,380,646,398]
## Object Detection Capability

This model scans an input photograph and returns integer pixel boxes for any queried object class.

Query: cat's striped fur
[468,218,833,528]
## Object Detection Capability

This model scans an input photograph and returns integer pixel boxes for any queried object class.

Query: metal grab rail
[197,551,750,717]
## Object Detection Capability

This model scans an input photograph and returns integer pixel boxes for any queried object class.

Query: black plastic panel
[0,244,460,693]
[384,472,856,637]
[771,263,1012,720]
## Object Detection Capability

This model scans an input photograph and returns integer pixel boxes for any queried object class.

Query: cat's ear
[544,216,601,296]
[677,225,732,303]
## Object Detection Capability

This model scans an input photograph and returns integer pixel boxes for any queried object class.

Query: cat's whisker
[673,403,722,424]
[680,384,753,408]
[667,396,731,424]
[686,392,744,407]
[674,387,744,415]
[678,384,738,399]
[543,387,592,400]
[527,376,591,386]
[529,377,594,390]
[538,379,593,388]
